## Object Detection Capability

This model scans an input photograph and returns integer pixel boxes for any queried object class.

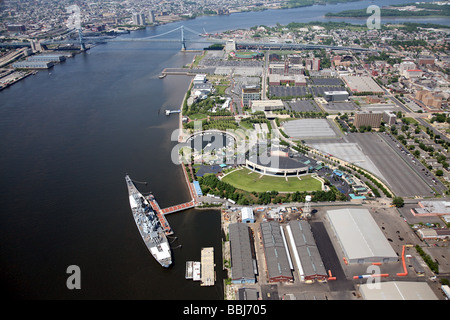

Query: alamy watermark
[367,5,381,30]
[66,265,81,290]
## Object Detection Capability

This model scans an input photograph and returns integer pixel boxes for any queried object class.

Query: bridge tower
[78,28,86,51]
[181,25,186,51]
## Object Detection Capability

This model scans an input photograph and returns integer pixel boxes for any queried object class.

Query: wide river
[0,0,446,299]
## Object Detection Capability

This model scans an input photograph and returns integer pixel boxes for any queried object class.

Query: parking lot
[311,86,347,97]
[282,119,337,139]
[269,86,310,98]
[347,132,434,197]
[287,100,321,112]
[321,101,358,113]
[308,77,344,87]
[381,132,447,196]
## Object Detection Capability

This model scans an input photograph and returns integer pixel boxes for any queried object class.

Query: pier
[160,200,196,215]
[200,247,215,287]
[165,109,181,116]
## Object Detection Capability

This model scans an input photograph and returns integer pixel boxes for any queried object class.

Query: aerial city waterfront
[1,0,450,304]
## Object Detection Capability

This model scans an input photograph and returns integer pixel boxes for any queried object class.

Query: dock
[200,247,215,287]
[165,109,181,115]
[186,261,201,281]
[185,261,193,279]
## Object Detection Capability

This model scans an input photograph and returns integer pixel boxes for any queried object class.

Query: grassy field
[222,168,322,193]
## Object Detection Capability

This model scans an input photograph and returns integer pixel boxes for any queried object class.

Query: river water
[0,0,445,300]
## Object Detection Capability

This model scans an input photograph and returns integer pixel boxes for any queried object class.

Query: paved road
[310,221,355,292]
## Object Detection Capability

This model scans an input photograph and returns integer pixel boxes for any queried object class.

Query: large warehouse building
[359,281,438,300]
[285,220,328,282]
[326,208,398,264]
[260,221,293,283]
[229,223,257,284]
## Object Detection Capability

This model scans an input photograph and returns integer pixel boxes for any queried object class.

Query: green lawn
[222,168,322,193]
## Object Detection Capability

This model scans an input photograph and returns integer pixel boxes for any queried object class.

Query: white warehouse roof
[359,281,438,300]
[326,208,398,264]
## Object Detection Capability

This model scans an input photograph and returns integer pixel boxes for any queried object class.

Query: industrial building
[229,223,257,284]
[417,228,450,240]
[12,60,54,69]
[268,62,304,75]
[241,207,255,223]
[341,75,384,95]
[359,281,438,300]
[285,220,328,282]
[353,111,383,129]
[27,55,66,63]
[326,208,398,264]
[411,200,450,217]
[324,91,349,102]
[193,74,207,85]
[260,221,293,283]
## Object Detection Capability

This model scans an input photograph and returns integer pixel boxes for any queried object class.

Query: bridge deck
[160,201,196,215]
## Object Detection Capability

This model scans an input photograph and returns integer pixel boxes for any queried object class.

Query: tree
[436,170,444,177]
[392,196,404,208]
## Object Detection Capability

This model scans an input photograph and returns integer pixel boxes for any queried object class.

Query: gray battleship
[125,175,172,268]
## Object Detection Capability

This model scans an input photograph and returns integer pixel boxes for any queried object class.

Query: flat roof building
[12,61,54,69]
[342,75,383,94]
[324,91,349,102]
[193,74,207,85]
[326,208,398,264]
[241,207,255,223]
[411,200,450,217]
[354,111,383,129]
[229,223,257,284]
[359,281,438,300]
[250,99,284,112]
[286,220,327,282]
[383,111,397,126]
[28,54,66,63]
[268,74,307,86]
[260,221,293,283]
[242,86,261,107]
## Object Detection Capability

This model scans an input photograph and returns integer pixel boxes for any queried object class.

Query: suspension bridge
[0,25,374,52]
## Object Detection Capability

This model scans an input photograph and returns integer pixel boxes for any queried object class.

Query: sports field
[222,168,322,193]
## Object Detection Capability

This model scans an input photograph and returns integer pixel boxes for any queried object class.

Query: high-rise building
[148,10,155,24]
[305,58,320,71]
[383,111,397,126]
[225,40,236,53]
[132,13,146,26]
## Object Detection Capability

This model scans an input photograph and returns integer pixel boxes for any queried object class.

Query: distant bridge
[0,25,375,52]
